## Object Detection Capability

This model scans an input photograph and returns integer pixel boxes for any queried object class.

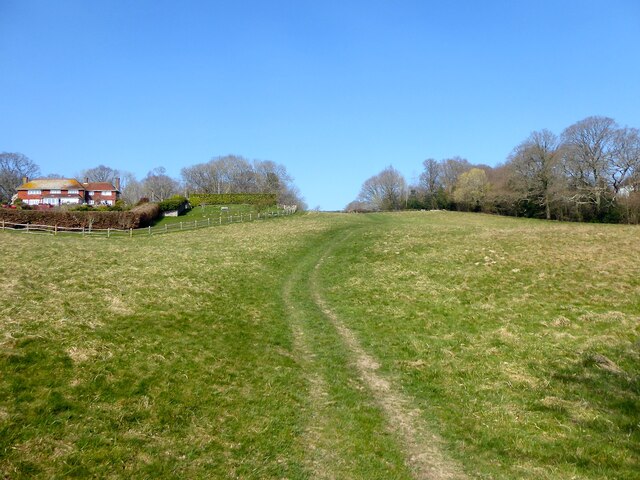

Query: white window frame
[28,189,41,195]
[50,189,61,194]
[68,189,79,194]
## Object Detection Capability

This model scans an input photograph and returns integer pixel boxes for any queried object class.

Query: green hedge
[159,195,190,212]
[189,193,277,207]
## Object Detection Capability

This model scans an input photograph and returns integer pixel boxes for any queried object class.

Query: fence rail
[0,210,293,239]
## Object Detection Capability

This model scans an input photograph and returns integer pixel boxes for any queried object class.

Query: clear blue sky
[2,0,639,210]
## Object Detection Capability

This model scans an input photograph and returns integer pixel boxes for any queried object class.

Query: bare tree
[508,129,562,219]
[181,155,305,207]
[142,167,180,202]
[357,166,407,211]
[0,152,40,203]
[80,164,120,183]
[609,127,640,194]
[440,157,471,194]
[560,116,619,214]
[419,158,442,209]
[119,172,144,205]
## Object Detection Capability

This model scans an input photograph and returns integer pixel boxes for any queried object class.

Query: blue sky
[1,1,639,210]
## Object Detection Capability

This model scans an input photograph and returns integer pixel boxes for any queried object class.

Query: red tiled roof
[83,182,118,192]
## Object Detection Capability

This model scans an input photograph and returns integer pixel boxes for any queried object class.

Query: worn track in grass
[282,223,467,480]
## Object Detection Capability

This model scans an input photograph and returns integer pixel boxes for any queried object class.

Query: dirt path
[282,275,340,480]
[283,227,467,480]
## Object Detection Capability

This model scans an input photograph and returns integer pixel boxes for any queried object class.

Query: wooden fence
[0,210,292,239]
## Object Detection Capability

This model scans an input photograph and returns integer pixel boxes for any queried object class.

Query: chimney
[84,177,89,184]
[22,176,28,185]
[115,177,121,191]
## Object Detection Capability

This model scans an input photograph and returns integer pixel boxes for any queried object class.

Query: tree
[453,168,489,211]
[119,172,144,205]
[508,129,562,219]
[0,152,40,203]
[356,166,407,211]
[440,157,471,194]
[609,127,640,194]
[81,164,120,183]
[142,167,180,202]
[181,155,305,207]
[419,158,443,209]
[560,116,619,216]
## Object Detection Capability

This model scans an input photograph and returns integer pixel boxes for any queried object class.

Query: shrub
[0,202,161,229]
[158,195,190,213]
[71,204,93,211]
[189,193,277,207]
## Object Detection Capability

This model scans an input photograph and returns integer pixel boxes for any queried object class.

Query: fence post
[208,217,211,226]
[2,220,4,230]
[54,224,58,236]
[180,222,183,230]
[241,214,243,222]
[26,224,29,233]
[195,220,198,228]
[130,228,133,238]
[249,213,252,221]
[107,227,111,238]
[219,215,222,225]
[82,226,84,237]
[148,226,151,236]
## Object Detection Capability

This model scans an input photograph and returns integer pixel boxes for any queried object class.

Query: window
[50,189,61,194]
[89,191,95,195]
[103,191,112,196]
[68,189,79,194]
[28,189,41,195]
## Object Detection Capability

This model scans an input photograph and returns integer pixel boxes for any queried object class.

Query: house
[15,177,121,206]
[15,178,86,206]
[83,178,121,206]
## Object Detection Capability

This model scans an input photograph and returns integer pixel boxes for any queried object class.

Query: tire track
[282,259,339,480]
[309,235,467,480]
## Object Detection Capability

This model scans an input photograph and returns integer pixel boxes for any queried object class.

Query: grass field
[1,212,638,479]
[153,204,277,227]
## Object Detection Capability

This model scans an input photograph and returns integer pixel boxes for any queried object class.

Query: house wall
[16,190,85,205]
[87,191,118,206]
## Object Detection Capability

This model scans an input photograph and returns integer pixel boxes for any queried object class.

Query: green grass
[0,211,638,478]
[153,203,277,226]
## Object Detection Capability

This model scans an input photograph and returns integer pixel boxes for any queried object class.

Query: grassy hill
[1,212,638,479]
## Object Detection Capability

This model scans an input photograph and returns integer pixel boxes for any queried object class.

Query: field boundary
[0,209,293,238]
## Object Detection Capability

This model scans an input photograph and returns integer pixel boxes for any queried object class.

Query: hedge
[189,193,277,207]
[0,203,161,229]
[159,195,190,212]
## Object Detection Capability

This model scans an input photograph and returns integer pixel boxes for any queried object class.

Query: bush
[158,195,190,213]
[189,193,277,207]
[0,202,161,229]
[72,204,93,211]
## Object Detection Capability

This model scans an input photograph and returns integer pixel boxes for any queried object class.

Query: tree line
[348,116,640,224]
[0,154,305,208]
